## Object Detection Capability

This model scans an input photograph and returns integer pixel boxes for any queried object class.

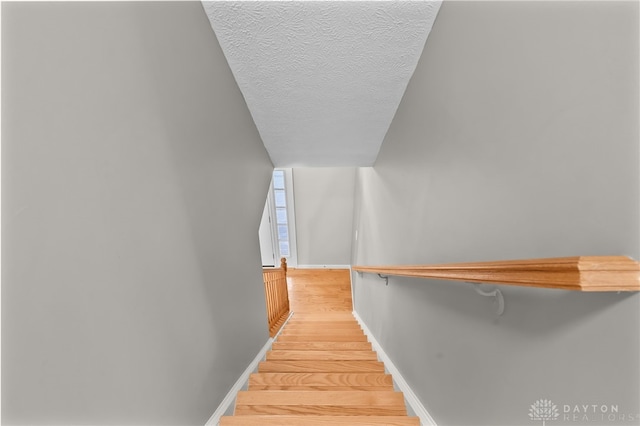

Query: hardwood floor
[220,269,419,425]
[287,269,354,313]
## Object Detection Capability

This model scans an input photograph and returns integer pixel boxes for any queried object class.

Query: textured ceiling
[203,1,441,167]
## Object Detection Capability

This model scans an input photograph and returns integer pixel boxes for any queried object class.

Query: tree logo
[529,399,559,426]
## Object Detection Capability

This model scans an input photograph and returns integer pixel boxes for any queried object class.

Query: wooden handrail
[263,258,290,337]
[353,256,640,292]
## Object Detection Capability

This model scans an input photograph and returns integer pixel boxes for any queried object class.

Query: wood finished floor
[287,269,354,313]
[220,269,419,425]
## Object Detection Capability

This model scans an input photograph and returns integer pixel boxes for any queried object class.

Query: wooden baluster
[263,261,291,337]
[263,271,270,327]
[276,272,284,329]
[280,258,289,323]
[262,258,289,336]
[266,274,271,327]
[271,273,277,325]
[265,271,275,329]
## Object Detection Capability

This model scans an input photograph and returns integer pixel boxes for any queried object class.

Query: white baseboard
[205,312,294,425]
[205,338,272,425]
[353,310,437,426]
[295,264,351,269]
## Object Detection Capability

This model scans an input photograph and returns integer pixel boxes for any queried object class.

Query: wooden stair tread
[286,319,358,323]
[285,322,361,327]
[234,406,408,416]
[286,313,355,320]
[292,313,355,319]
[285,325,359,329]
[234,391,407,415]
[249,385,394,391]
[282,325,362,331]
[249,373,393,387]
[290,308,354,313]
[276,334,368,342]
[220,415,420,425]
[236,390,405,405]
[285,324,360,329]
[271,341,372,351]
[259,360,385,373]
[291,293,351,296]
[288,320,355,323]
[267,350,378,361]
[280,330,365,336]
[282,328,363,333]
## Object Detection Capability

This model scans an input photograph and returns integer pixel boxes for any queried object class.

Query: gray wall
[353,2,639,425]
[2,3,272,424]
[293,168,356,266]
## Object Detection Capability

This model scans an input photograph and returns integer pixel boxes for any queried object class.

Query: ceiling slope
[203,1,441,167]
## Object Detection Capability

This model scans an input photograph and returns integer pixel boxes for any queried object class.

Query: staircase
[220,270,420,425]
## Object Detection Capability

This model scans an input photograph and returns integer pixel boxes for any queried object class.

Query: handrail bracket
[471,283,505,316]
[377,274,389,286]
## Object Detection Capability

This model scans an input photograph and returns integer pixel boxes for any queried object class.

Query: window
[272,170,290,257]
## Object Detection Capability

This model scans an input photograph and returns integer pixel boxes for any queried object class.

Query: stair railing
[263,258,290,337]
[354,256,640,292]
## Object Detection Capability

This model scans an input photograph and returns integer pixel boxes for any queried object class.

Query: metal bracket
[377,274,389,286]
[471,283,505,316]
